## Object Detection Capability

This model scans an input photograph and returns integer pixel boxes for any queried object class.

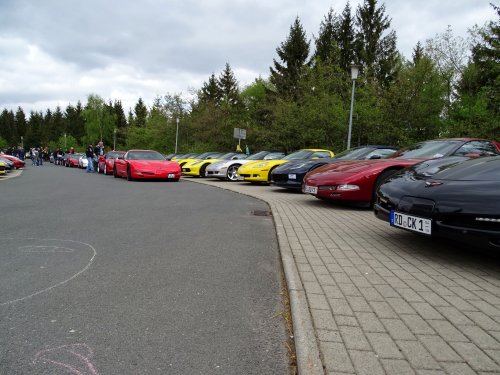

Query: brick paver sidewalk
[188,178,500,375]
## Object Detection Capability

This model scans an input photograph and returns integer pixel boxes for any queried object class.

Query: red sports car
[303,138,500,206]
[65,153,82,168]
[113,150,181,181]
[0,154,25,169]
[97,151,125,175]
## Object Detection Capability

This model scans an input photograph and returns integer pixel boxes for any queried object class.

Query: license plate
[303,185,318,194]
[168,173,175,178]
[288,174,297,180]
[390,211,432,235]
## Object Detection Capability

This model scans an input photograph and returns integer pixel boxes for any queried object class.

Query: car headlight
[336,184,360,191]
[192,161,203,166]
[254,162,268,168]
[290,163,307,170]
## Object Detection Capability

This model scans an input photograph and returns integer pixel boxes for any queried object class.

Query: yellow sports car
[182,152,245,177]
[171,152,200,165]
[175,152,222,168]
[237,149,334,183]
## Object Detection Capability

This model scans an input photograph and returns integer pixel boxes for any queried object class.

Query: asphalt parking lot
[188,177,500,375]
[0,167,290,375]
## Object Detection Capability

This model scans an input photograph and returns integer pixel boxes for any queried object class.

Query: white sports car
[78,155,89,169]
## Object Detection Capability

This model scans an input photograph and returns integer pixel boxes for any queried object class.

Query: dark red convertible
[303,138,500,206]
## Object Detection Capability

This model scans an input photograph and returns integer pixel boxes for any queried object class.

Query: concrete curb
[184,178,323,375]
[272,202,323,375]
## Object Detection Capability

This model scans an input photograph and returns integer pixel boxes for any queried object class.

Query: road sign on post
[233,128,246,140]
[234,128,246,152]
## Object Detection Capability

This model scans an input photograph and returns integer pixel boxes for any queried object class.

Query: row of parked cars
[7,137,499,251]
[165,138,500,252]
[0,153,26,175]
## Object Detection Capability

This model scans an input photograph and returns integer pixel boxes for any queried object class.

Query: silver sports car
[205,151,286,181]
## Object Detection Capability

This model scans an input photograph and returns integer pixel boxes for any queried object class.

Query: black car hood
[411,156,500,182]
[378,157,500,216]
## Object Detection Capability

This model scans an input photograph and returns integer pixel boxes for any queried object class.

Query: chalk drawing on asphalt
[32,343,100,375]
[0,237,97,306]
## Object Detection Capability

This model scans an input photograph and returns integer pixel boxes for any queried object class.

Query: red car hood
[130,160,176,169]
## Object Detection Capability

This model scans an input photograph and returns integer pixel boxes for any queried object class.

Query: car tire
[127,167,133,181]
[226,164,241,181]
[113,166,120,178]
[372,169,399,205]
[199,164,208,178]
[267,166,277,183]
[104,165,108,175]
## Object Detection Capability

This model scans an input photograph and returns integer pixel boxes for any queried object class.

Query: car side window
[312,152,330,158]
[365,149,397,159]
[453,141,500,156]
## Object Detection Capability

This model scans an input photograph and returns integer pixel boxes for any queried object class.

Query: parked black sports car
[270,145,399,190]
[374,156,500,250]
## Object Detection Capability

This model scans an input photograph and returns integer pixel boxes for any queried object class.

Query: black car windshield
[388,140,461,159]
[283,150,314,160]
[127,151,165,160]
[334,147,373,160]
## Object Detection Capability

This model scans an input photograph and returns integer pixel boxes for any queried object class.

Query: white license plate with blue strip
[390,211,432,235]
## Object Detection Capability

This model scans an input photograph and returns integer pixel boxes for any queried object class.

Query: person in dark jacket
[85,144,94,173]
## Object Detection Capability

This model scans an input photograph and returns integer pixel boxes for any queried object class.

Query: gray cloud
[0,0,495,113]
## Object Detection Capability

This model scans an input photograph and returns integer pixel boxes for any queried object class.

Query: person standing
[93,141,104,173]
[37,147,43,166]
[85,144,94,173]
[32,148,39,166]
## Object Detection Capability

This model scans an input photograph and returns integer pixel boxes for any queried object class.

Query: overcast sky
[0,0,495,114]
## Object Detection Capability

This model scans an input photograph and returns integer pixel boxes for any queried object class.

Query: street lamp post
[113,128,117,151]
[175,117,179,153]
[347,63,360,150]
[64,133,67,150]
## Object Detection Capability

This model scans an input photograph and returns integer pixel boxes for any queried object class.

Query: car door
[115,154,127,175]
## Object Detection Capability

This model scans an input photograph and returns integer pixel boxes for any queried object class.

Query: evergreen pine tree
[199,73,222,105]
[412,42,425,65]
[218,63,240,106]
[270,17,310,99]
[338,3,357,71]
[15,107,27,141]
[134,98,148,128]
[355,0,398,85]
[314,8,340,64]
[0,109,16,145]
[65,102,86,144]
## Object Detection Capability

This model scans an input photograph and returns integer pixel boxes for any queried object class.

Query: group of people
[29,147,48,166]
[85,141,105,173]
[1,141,106,172]
[2,146,26,160]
